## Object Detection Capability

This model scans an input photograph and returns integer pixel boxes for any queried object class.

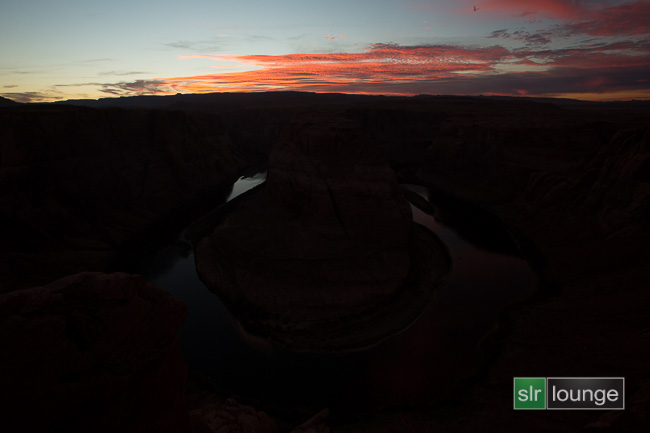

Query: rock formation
[190,398,278,433]
[0,272,188,433]
[196,113,450,351]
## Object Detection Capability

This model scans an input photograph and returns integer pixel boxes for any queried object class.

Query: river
[137,174,536,412]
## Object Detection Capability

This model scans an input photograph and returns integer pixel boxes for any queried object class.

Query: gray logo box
[547,377,625,410]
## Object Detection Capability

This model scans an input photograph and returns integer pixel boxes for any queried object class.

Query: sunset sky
[2,0,649,102]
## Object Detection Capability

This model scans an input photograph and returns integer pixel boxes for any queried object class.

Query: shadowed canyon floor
[1,92,650,432]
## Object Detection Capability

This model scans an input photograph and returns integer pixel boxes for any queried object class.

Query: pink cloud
[512,40,650,68]
[473,1,650,36]
[563,1,650,36]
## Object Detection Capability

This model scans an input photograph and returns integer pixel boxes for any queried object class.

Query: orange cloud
[54,37,637,102]
[162,44,509,94]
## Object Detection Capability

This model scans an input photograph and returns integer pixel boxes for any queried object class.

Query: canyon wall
[1,105,245,290]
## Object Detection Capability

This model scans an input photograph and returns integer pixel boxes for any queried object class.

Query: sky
[1,0,649,102]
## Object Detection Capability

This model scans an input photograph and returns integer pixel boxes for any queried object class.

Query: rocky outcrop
[188,392,331,433]
[581,127,650,227]
[417,112,613,202]
[196,113,450,351]
[0,272,188,433]
[190,398,278,433]
[417,117,650,282]
[0,105,245,291]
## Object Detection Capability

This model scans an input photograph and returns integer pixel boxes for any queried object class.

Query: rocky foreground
[1,93,649,432]
[0,272,188,432]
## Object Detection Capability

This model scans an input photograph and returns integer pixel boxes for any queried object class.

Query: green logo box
[514,377,546,410]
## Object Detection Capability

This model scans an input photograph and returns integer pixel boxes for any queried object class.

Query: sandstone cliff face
[0,272,188,433]
[516,126,650,282]
[582,127,650,226]
[417,114,613,202]
[0,105,244,290]
[416,114,649,283]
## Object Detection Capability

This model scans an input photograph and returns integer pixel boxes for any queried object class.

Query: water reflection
[226,171,267,202]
